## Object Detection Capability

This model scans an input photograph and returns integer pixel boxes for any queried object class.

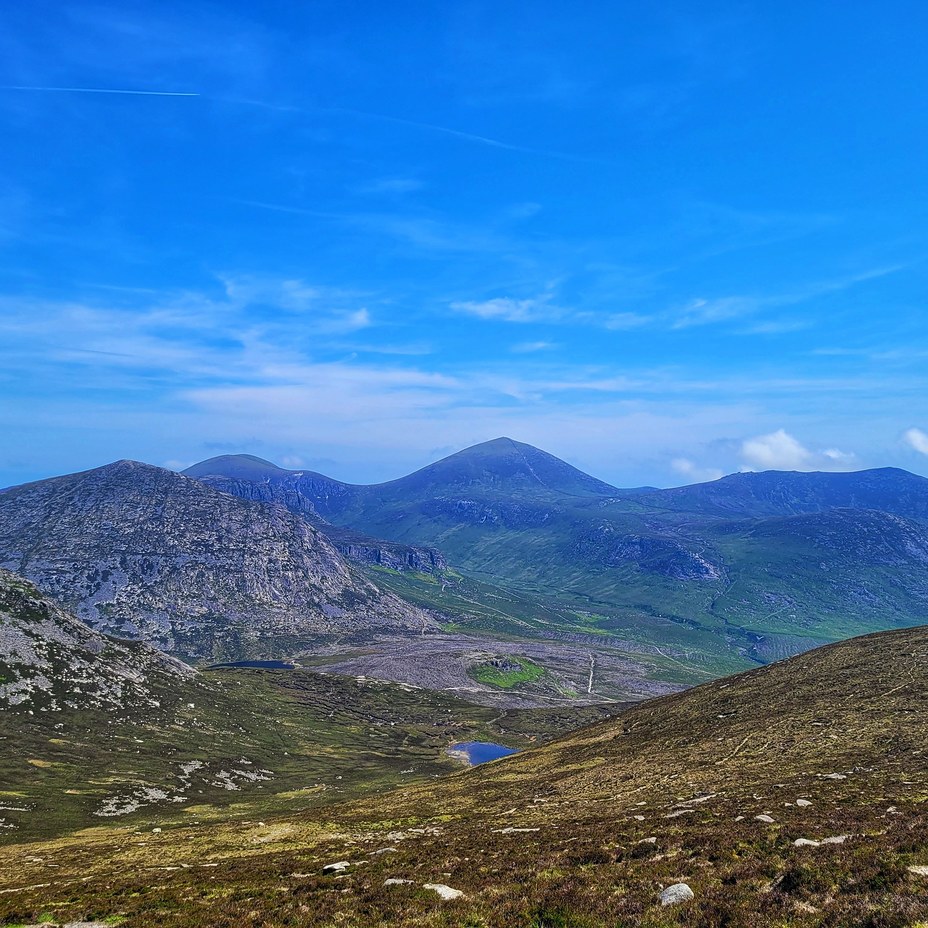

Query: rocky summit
[0,461,434,659]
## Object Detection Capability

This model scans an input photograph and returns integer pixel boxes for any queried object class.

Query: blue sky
[2,0,928,488]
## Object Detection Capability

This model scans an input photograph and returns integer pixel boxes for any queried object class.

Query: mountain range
[182,438,928,672]
[2,438,928,690]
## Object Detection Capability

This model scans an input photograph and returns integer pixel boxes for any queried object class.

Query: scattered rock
[793,838,821,848]
[908,865,928,877]
[373,847,398,855]
[424,882,465,900]
[821,773,847,780]
[796,799,812,807]
[682,793,717,805]
[660,883,695,906]
[755,814,776,824]
[821,835,852,845]
[384,878,415,886]
[323,861,351,874]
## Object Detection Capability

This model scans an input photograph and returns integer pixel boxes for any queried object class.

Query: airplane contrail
[224,96,610,165]
[2,85,199,97]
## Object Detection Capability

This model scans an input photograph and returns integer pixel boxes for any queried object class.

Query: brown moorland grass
[2,625,928,926]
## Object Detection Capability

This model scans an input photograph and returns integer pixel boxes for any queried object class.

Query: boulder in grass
[660,883,694,906]
[424,882,466,900]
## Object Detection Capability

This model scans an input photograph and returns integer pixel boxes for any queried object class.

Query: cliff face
[0,568,194,711]
[0,462,435,659]
[195,474,322,518]
[317,524,447,573]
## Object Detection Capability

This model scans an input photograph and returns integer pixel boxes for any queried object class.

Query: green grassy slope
[341,490,928,671]
[0,666,615,845]
[364,563,751,686]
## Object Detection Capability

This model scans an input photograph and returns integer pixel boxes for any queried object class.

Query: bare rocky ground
[299,632,684,707]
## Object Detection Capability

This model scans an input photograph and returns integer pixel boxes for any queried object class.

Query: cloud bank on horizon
[1,1,927,488]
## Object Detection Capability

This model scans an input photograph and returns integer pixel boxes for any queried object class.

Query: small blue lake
[448,741,518,765]
[209,660,296,670]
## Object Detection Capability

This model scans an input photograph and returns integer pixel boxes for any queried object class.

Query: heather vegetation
[3,625,927,926]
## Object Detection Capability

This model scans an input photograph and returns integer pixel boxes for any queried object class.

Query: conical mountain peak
[378,437,618,497]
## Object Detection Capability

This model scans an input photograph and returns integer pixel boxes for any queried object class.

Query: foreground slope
[0,461,433,659]
[3,626,928,926]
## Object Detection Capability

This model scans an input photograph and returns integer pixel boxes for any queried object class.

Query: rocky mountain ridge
[192,471,446,573]
[642,466,928,518]
[0,461,435,660]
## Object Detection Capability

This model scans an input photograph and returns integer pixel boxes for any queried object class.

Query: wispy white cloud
[446,261,911,335]
[504,202,543,220]
[738,319,811,335]
[233,199,509,254]
[674,264,909,330]
[353,176,425,196]
[223,96,609,164]
[451,296,561,323]
[512,340,558,353]
[904,428,928,456]
[218,275,374,331]
[450,292,647,329]
[343,341,433,357]
[740,429,857,472]
[673,296,759,329]
[0,275,379,386]
[601,312,652,330]
[317,307,372,334]
[220,275,322,311]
